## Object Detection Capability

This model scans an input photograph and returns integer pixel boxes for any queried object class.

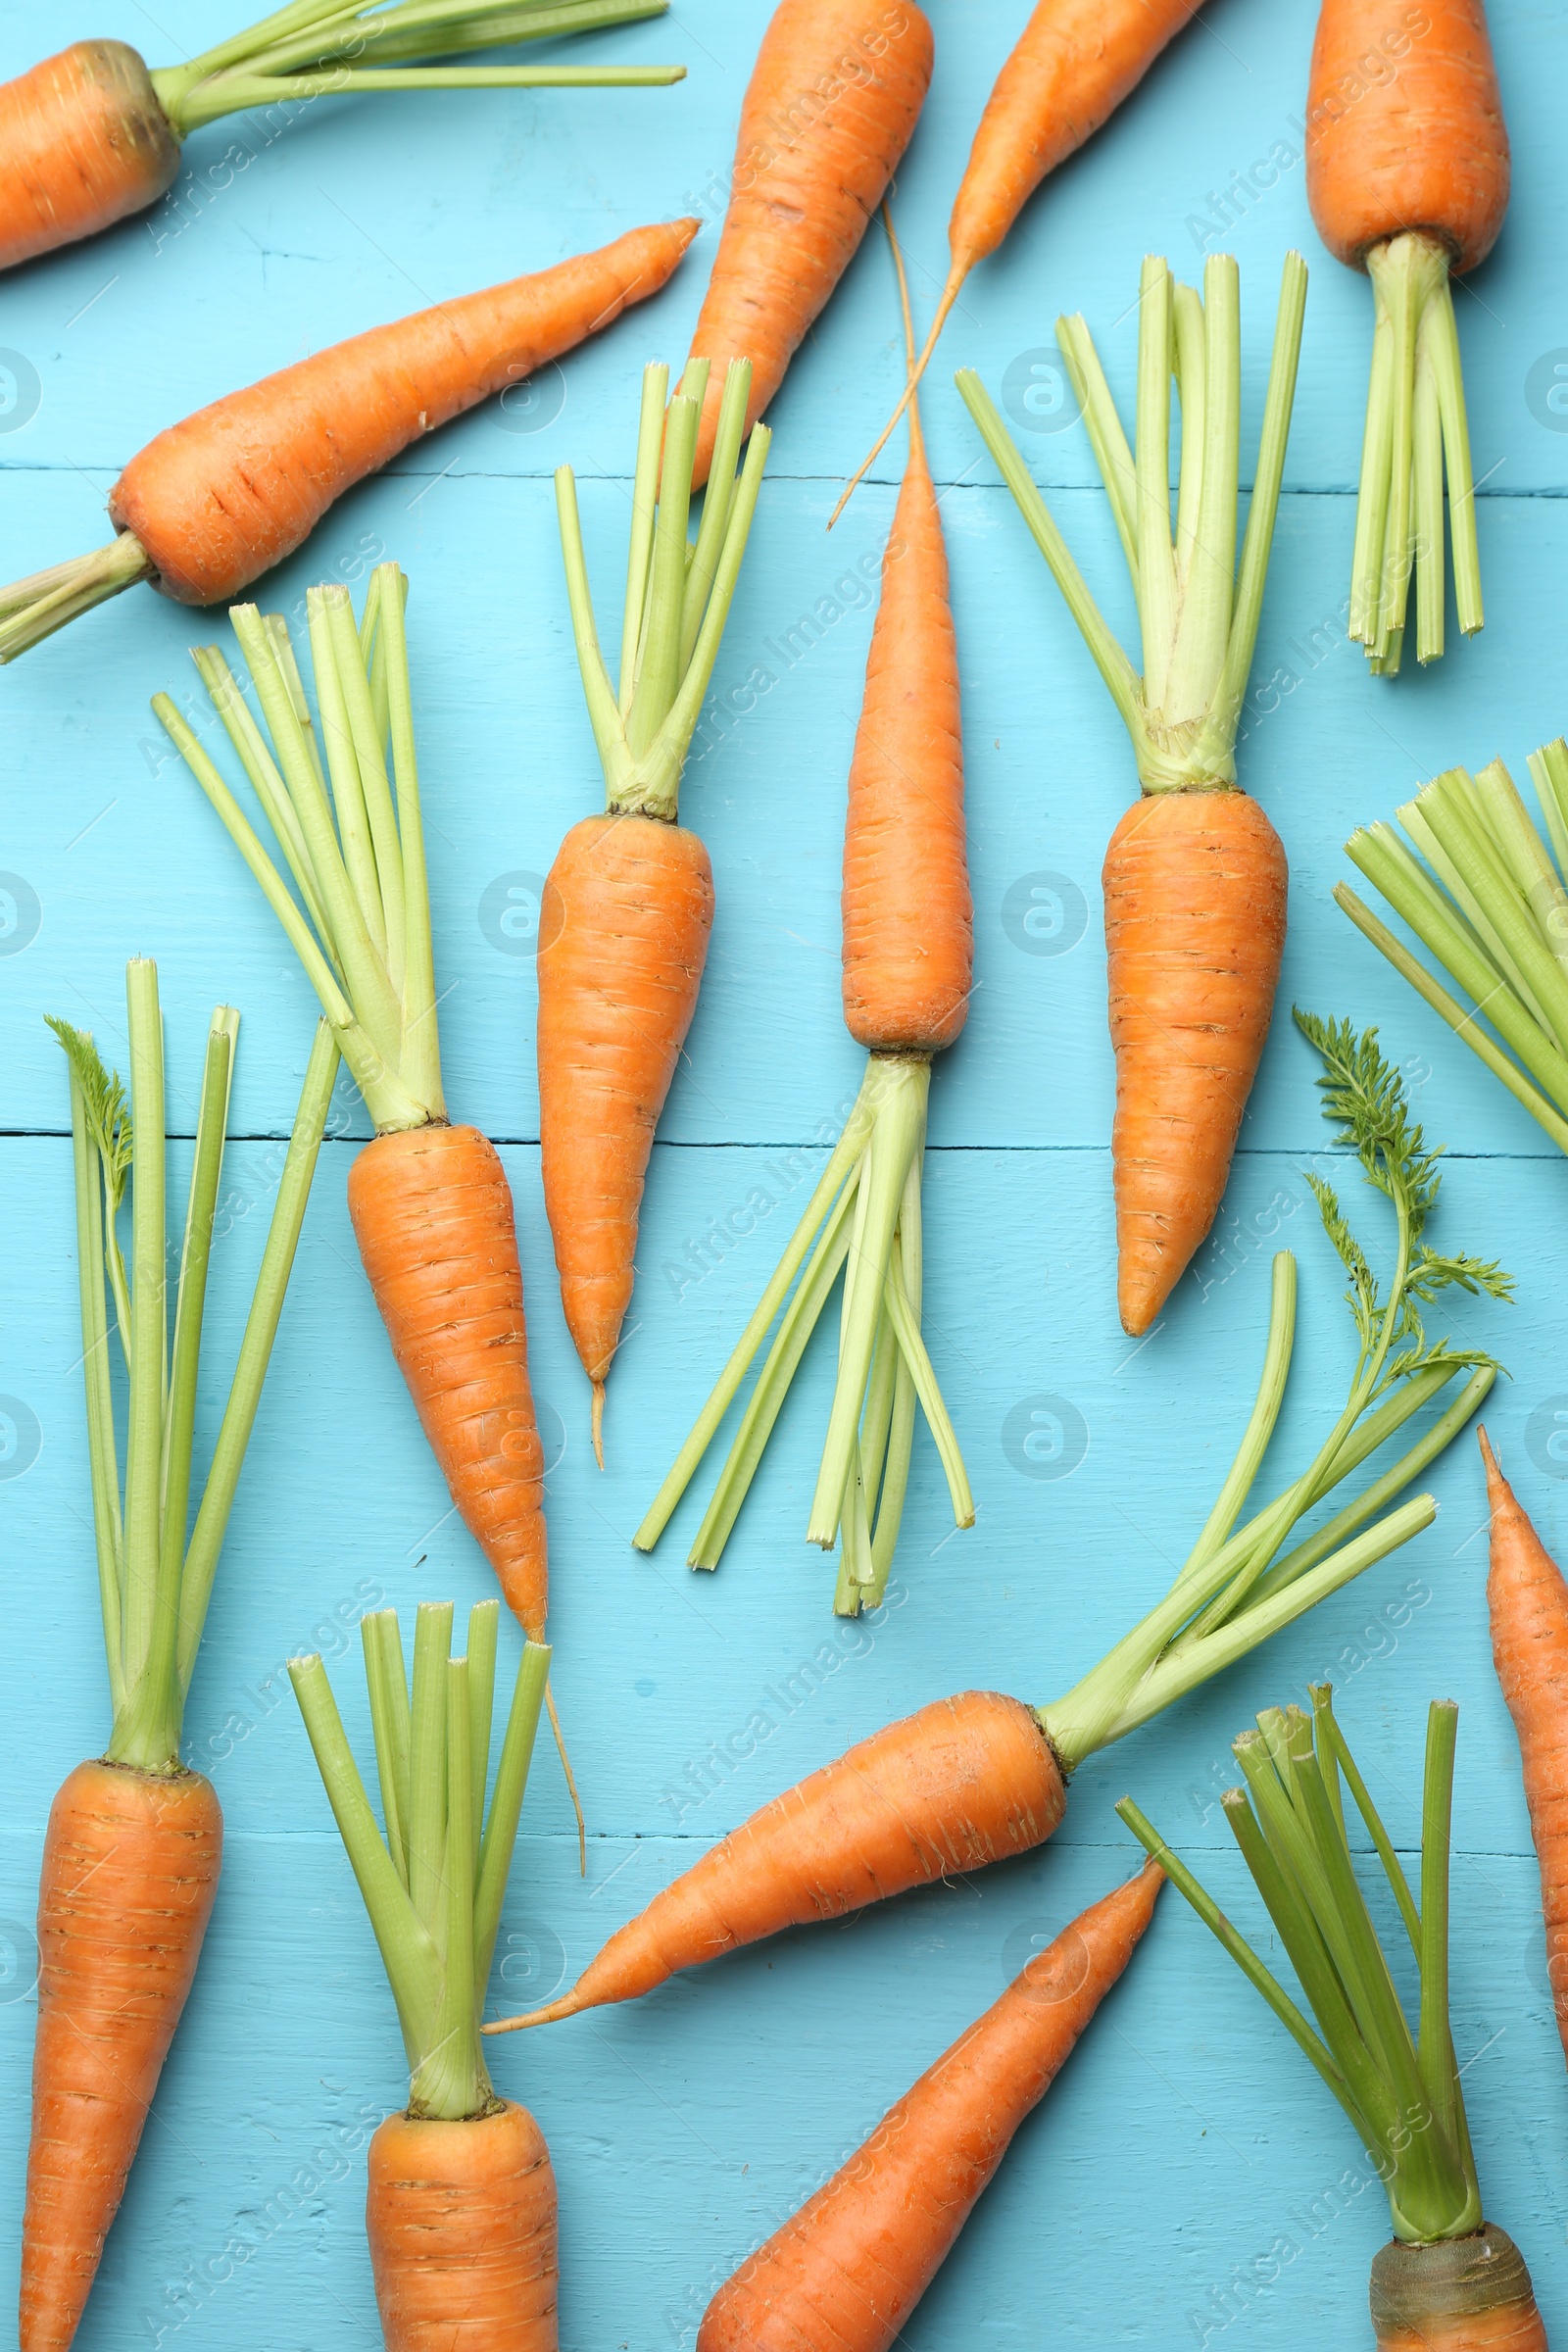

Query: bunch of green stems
[1348,235,1482,675]
[153,0,683,135]
[1121,1690,1481,2246]
[1339,743,1568,1157]
[53,963,336,1771]
[292,1602,551,2118]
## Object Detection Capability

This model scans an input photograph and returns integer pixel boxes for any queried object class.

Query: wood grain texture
[0,0,1566,2346]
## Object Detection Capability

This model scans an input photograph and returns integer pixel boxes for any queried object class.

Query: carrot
[1122,1686,1547,2350]
[543,359,770,1458]
[156,567,587,1848]
[685,0,933,486]
[0,8,683,274]
[697,1861,1163,2352]
[25,972,335,2352]
[635,215,972,1604]
[490,1027,1504,2034]
[24,1764,221,2352]
[1305,0,1508,670]
[1478,1428,1568,2063]
[834,0,1200,518]
[959,250,1306,1333]
[291,1605,558,2349]
[0,218,699,662]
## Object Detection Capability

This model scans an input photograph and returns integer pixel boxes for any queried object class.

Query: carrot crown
[1040,1016,1508,1768]
[956,251,1306,797]
[157,564,446,1137]
[1122,1689,1482,2247]
[51,964,335,1775]
[556,358,770,822]
[291,1605,551,2121]
[1341,744,1568,1160]
[148,0,686,138]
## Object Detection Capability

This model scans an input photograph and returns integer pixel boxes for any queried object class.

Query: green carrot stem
[633,1095,875,1552]
[466,1599,500,1862]
[173,68,680,133]
[1056,316,1138,572]
[364,1611,413,1888]
[681,364,750,665]
[1134,258,1177,710]
[193,647,341,961]
[618,363,669,710]
[1184,1253,1296,1580]
[309,589,388,967]
[880,1230,972,1533]
[1164,254,1239,723]
[408,1602,455,1942]
[1310,1684,1419,1956]
[627,391,701,759]
[64,1054,125,1716]
[410,1658,488,2119]
[324,587,408,1000]
[290,1652,440,2064]
[1416,1702,1463,2152]
[175,1020,339,1689]
[115,961,168,1734]
[377,568,445,1118]
[1217,250,1308,727]
[473,1641,550,1993]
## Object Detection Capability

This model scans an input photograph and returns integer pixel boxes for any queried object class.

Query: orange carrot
[0,12,684,275]
[835,0,1200,516]
[635,215,973,1603]
[686,0,932,485]
[959,251,1306,1332]
[368,2105,558,2352]
[1479,1427,1568,2062]
[1305,0,1509,668]
[0,218,698,662]
[1105,793,1287,1336]
[292,1609,557,2349]
[351,1125,547,1639]
[698,1862,1162,2352]
[492,1104,1502,2038]
[543,359,770,1457]
[26,979,334,2352]
[23,1764,221,2352]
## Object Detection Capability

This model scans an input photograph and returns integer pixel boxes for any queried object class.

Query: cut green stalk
[159,564,442,1137]
[291,1606,551,2119]
[1035,1016,1506,1770]
[50,972,335,1774]
[147,0,682,140]
[957,249,1307,796]
[1341,738,1568,1160]
[1120,1690,1485,2247]
[1348,233,1482,673]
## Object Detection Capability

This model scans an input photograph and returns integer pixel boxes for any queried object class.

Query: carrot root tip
[591,1380,606,1471]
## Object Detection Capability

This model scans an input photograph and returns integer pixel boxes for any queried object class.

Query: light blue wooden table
[2,0,1566,2342]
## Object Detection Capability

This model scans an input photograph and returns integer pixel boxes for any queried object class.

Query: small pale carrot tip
[482,1991,581,2035]
[592,1381,606,1471]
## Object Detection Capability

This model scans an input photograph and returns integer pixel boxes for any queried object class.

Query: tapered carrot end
[482,1989,585,2036]
[1477,1423,1505,1496]
[592,1381,606,1472]
[1116,1265,1168,1339]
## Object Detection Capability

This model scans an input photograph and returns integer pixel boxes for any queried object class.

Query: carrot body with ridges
[0,41,177,271]
[1480,1426,1568,2063]
[23,1764,221,2352]
[698,1862,1162,2352]
[368,2103,558,2352]
[350,1125,547,1640]
[1106,792,1288,1335]
[688,0,932,483]
[538,814,713,1411]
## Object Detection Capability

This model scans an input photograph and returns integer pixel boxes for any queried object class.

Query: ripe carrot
[368,2105,558,2351]
[23,1763,222,2352]
[292,1606,558,2348]
[0,8,683,274]
[686,0,933,485]
[959,250,1306,1332]
[1478,1427,1568,2063]
[698,1861,1162,2352]
[1105,793,1287,1337]
[543,359,770,1458]
[1305,0,1509,669]
[492,1056,1504,2034]
[1122,1686,1548,2350]
[26,972,335,2352]
[833,0,1200,518]
[0,218,698,662]
[636,214,973,1605]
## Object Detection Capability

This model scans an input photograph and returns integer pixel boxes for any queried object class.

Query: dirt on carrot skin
[22,1759,222,2352]
[1369,2224,1546,2350]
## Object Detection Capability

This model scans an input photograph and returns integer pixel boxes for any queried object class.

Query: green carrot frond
[1303,1171,1378,1348]
[1295,1009,1443,1232]
[46,1018,131,1209]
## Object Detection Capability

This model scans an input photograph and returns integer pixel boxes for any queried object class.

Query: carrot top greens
[956,251,1307,797]
[1037,1016,1506,1767]
[150,0,684,136]
[52,965,335,1773]
[1122,1690,1481,2245]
